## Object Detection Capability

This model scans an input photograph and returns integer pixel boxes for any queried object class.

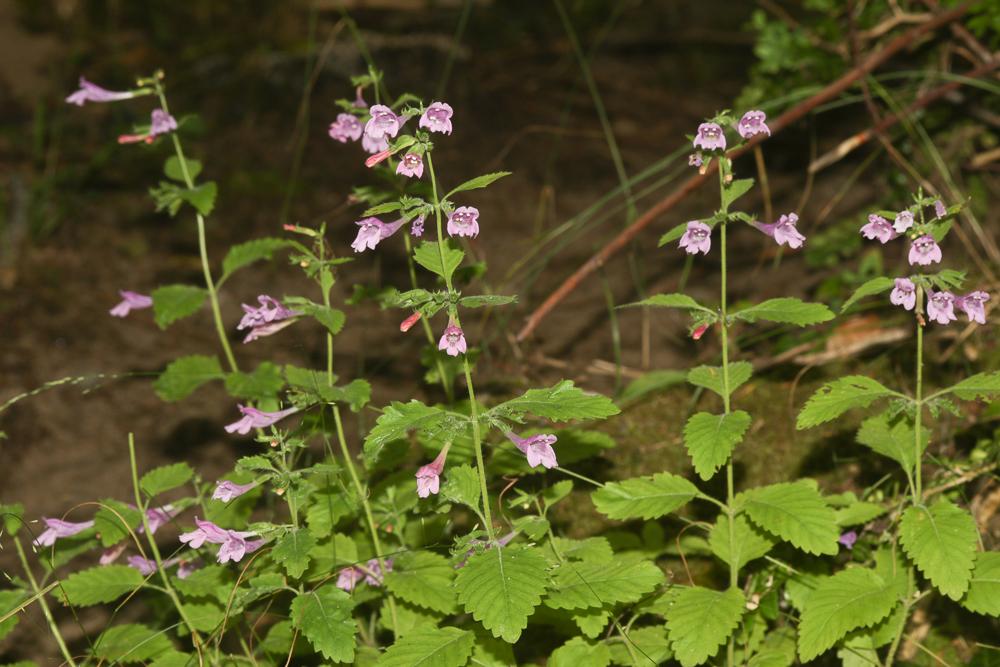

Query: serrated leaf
[385,551,457,614]
[93,499,142,547]
[571,607,610,638]
[798,568,899,662]
[224,362,285,401]
[290,585,356,662]
[546,555,664,610]
[797,376,897,429]
[447,171,512,196]
[305,491,357,538]
[722,178,754,208]
[272,528,315,578]
[490,380,619,422]
[623,293,714,313]
[221,238,292,279]
[687,361,752,398]
[441,464,480,511]
[611,625,673,666]
[363,201,402,216]
[363,401,458,466]
[684,411,751,480]
[841,277,895,313]
[414,241,464,282]
[153,354,224,401]
[164,155,202,182]
[152,285,207,329]
[834,501,886,527]
[666,586,745,667]
[856,413,927,471]
[0,590,25,641]
[592,473,699,520]
[93,623,173,663]
[709,513,776,570]
[471,630,517,666]
[738,481,839,555]
[454,545,548,643]
[140,462,194,497]
[180,181,217,216]
[550,637,611,667]
[173,564,232,601]
[732,297,834,327]
[296,302,345,337]
[899,499,978,600]
[60,565,144,606]
[551,537,614,563]
[747,627,796,667]
[946,372,1000,401]
[961,552,1000,615]
[376,626,474,667]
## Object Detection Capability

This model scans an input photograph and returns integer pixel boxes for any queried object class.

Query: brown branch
[516,2,971,342]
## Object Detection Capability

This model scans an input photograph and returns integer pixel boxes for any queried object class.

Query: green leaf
[290,585,357,662]
[618,370,687,406]
[0,590,25,641]
[490,380,620,422]
[173,564,232,602]
[471,630,517,666]
[722,178,754,208]
[384,551,457,614]
[856,413,927,471]
[458,294,517,308]
[658,222,687,247]
[152,285,207,329]
[447,171,512,196]
[363,201,402,217]
[376,626,474,667]
[414,241,464,282]
[623,293,714,314]
[140,462,194,497]
[224,362,285,401]
[961,552,1000,615]
[592,473,699,520]
[738,481,839,555]
[545,555,664,610]
[945,372,1000,401]
[180,181,217,216]
[0,502,24,536]
[305,491,357,538]
[748,628,796,667]
[610,626,673,665]
[221,238,292,279]
[454,545,548,643]
[93,500,142,547]
[153,354,224,401]
[551,537,614,563]
[441,464,481,511]
[363,401,458,466]
[60,565,144,606]
[731,297,834,327]
[666,586,745,667]
[709,514,776,570]
[798,568,900,662]
[549,637,611,667]
[272,528,316,578]
[797,376,897,429]
[899,499,978,600]
[687,362,752,398]
[571,607,610,638]
[684,411,751,480]
[834,501,886,527]
[841,277,894,313]
[164,155,202,182]
[93,623,173,663]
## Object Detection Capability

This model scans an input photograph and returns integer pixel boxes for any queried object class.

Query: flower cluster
[237,295,300,343]
[179,517,264,564]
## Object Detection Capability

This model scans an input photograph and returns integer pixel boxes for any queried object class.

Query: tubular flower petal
[756,213,805,249]
[908,235,942,266]
[396,153,424,179]
[737,110,770,139]
[860,215,896,244]
[926,291,957,325]
[224,405,300,435]
[505,432,558,469]
[34,518,94,547]
[678,221,711,255]
[237,295,301,343]
[693,122,726,151]
[415,445,450,499]
[350,217,406,253]
[212,480,258,502]
[956,291,989,324]
[419,101,454,135]
[66,77,138,106]
[438,323,467,357]
[110,290,153,317]
[364,104,400,140]
[328,113,363,143]
[893,210,914,234]
[889,278,916,311]
[447,206,479,238]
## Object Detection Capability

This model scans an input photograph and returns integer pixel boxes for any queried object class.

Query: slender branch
[13,538,78,667]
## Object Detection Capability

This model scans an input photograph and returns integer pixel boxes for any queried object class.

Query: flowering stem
[914,288,924,502]
[426,152,495,540]
[402,233,454,403]
[13,537,78,667]
[153,81,239,374]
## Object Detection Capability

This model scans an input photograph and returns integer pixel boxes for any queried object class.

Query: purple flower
[860,215,896,244]
[364,104,400,140]
[396,153,424,179]
[678,221,711,255]
[757,213,806,249]
[66,77,138,106]
[908,235,942,266]
[893,210,914,234]
[224,404,300,435]
[337,559,393,591]
[127,555,158,576]
[179,517,230,549]
[217,532,265,564]
[416,445,450,499]
[737,110,770,139]
[328,113,363,143]
[956,291,989,325]
[363,558,392,586]
[353,86,368,109]
[438,323,467,357]
[337,566,364,591]
[34,518,94,547]
[934,200,947,218]
[410,214,426,237]
[150,110,178,137]
[693,123,726,151]
[362,133,389,155]
[688,153,703,168]
[350,216,406,253]
[890,278,916,311]
[419,101,454,135]
[927,291,957,325]
[100,543,127,565]
[109,290,153,317]
[237,295,301,343]
[212,480,258,502]
[505,432,558,470]
[447,206,480,238]
[144,505,180,535]
[176,559,201,579]
[838,531,858,550]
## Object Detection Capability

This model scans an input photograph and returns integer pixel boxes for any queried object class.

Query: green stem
[14,538,77,666]
[402,233,454,402]
[427,152,495,540]
[914,288,924,501]
[883,567,915,667]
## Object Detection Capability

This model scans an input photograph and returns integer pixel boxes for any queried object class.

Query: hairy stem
[14,537,78,667]
[403,233,454,402]
[914,288,924,501]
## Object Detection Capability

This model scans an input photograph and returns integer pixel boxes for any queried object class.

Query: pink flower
[179,517,262,564]
[416,445,450,499]
[179,517,230,549]
[757,213,805,249]
[337,566,364,591]
[110,290,153,317]
[362,133,389,155]
[893,210,914,234]
[100,543,127,565]
[237,295,301,343]
[143,505,181,534]
[447,206,480,238]
[934,200,947,218]
[353,86,368,109]
[365,149,392,168]
[419,101,454,135]
[411,214,426,237]
[838,531,858,550]
[678,221,711,255]
[328,113,363,143]
[336,559,393,591]
[127,555,158,576]
[34,518,94,547]
[363,558,392,586]
[396,153,424,179]
[737,110,770,139]
[350,217,406,253]
[926,291,957,325]
[176,560,201,579]
[66,77,139,106]
[224,405,300,435]
[400,311,422,332]
[438,323,467,357]
[212,480,258,502]
[505,432,558,469]
[118,110,178,144]
[956,291,989,325]
[860,215,895,244]
[890,278,916,311]
[364,104,400,140]
[908,235,942,266]
[688,153,703,168]
[693,123,726,151]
